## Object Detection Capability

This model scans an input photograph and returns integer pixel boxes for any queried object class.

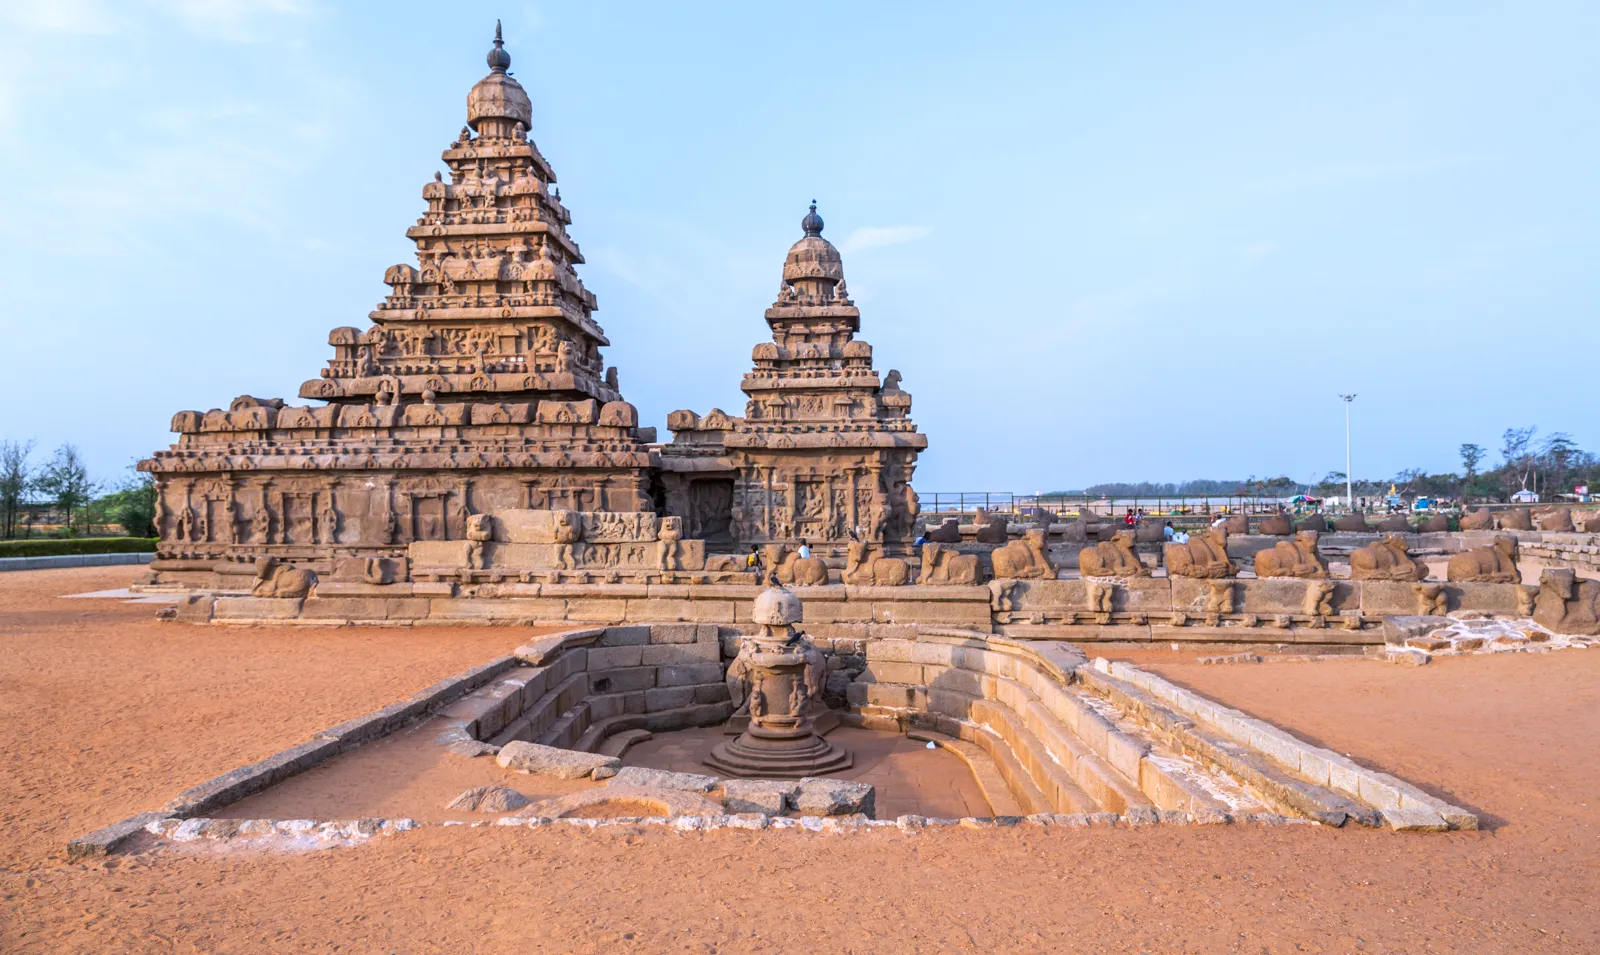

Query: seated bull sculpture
[920,543,982,585]
[1349,534,1426,581]
[1163,527,1235,579]
[1446,534,1519,584]
[1079,529,1149,578]
[843,541,910,586]
[1257,513,1293,536]
[1458,507,1494,530]
[989,528,1056,580]
[763,544,829,587]
[1253,530,1328,579]
[250,556,317,598]
[1497,508,1533,531]
[1533,568,1600,636]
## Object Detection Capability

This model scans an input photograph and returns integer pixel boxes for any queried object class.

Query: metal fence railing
[917,492,1296,521]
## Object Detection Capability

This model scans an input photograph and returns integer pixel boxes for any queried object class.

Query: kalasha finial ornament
[487,20,511,74]
[801,200,824,237]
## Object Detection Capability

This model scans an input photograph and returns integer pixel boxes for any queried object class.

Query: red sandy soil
[3,567,1599,953]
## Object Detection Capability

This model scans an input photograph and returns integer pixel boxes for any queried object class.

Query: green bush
[0,537,157,558]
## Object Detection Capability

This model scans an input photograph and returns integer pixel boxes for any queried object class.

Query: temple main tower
[660,205,926,553]
[139,25,656,589]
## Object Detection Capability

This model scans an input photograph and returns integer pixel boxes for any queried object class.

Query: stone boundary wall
[1088,658,1475,830]
[1521,535,1600,572]
[844,629,1474,831]
[0,552,154,573]
[173,574,1555,644]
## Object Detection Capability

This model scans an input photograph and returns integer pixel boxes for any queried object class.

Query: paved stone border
[1089,658,1477,831]
[0,552,153,572]
[131,809,1318,852]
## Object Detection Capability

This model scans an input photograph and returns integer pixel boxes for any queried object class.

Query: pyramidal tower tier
[139,26,655,588]
[659,204,927,550]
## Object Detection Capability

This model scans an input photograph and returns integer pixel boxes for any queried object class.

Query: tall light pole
[1338,394,1357,511]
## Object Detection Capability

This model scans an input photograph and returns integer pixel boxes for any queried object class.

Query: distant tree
[1500,426,1538,496]
[1459,443,1485,478]
[34,445,97,535]
[0,440,34,540]
[88,467,157,538]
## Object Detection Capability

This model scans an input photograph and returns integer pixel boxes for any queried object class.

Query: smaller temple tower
[659,204,926,553]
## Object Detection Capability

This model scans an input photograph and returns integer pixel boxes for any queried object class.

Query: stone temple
[138,26,923,589]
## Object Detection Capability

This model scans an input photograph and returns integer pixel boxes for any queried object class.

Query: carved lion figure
[990,528,1057,580]
[1163,527,1235,579]
[1253,530,1328,579]
[920,543,982,585]
[656,516,684,572]
[1349,534,1426,581]
[250,556,316,598]
[843,541,910,586]
[1446,534,1519,584]
[1078,529,1149,578]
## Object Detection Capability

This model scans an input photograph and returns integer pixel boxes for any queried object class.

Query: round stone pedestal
[704,722,852,778]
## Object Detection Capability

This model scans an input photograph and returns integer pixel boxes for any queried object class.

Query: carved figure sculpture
[1253,531,1328,579]
[843,541,910,586]
[1163,528,1235,579]
[973,509,1009,545]
[1412,582,1448,615]
[1303,580,1335,617]
[1332,514,1369,532]
[250,505,271,544]
[925,519,961,544]
[1497,508,1533,531]
[1349,535,1426,582]
[988,579,1019,612]
[250,556,316,598]
[1257,513,1293,536]
[1078,529,1149,578]
[1222,515,1248,535]
[1375,515,1412,532]
[1533,569,1600,635]
[1446,535,1519,584]
[1534,507,1574,532]
[1087,580,1115,615]
[656,516,684,571]
[920,543,981,585]
[551,509,582,570]
[990,528,1056,579]
[1418,514,1450,532]
[764,544,828,586]
[1296,514,1330,533]
[1459,507,1494,530]
[465,513,492,570]
[1204,580,1235,615]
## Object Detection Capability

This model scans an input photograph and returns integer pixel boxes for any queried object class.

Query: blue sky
[1,1,1595,493]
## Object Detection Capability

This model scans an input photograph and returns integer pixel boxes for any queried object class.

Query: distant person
[1163,521,1175,541]
[797,538,811,560]
[1124,509,1137,527]
[1172,529,1190,544]
[1212,514,1228,529]
[745,545,764,580]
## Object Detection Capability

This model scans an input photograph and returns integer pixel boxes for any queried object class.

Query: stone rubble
[495,740,620,779]
[446,785,530,813]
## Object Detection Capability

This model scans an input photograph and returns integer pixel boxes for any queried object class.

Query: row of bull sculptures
[1080,528,1524,584]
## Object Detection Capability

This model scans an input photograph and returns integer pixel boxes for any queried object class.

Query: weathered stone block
[214,596,304,619]
[591,666,655,693]
[644,686,695,711]
[655,663,724,687]
[586,646,644,670]
[640,641,720,665]
[607,766,719,793]
[793,778,875,817]
[723,779,797,814]
[648,623,699,644]
[496,741,618,780]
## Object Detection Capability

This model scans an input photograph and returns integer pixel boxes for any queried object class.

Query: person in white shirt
[797,539,811,559]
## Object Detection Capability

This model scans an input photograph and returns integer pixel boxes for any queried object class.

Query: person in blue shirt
[1163,521,1176,541]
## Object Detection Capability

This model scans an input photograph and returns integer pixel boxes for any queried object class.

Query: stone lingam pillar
[705,584,851,777]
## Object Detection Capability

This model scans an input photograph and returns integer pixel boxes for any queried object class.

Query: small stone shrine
[707,584,851,777]
[658,205,927,553]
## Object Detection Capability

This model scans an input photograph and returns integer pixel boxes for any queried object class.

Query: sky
[0,0,1595,494]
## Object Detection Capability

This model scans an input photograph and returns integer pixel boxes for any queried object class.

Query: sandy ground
[3,567,1599,952]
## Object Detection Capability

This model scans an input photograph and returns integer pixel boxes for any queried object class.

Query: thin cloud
[839,224,933,254]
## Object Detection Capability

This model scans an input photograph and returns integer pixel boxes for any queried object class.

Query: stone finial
[801,201,824,237]
[487,20,511,73]
[751,583,803,626]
